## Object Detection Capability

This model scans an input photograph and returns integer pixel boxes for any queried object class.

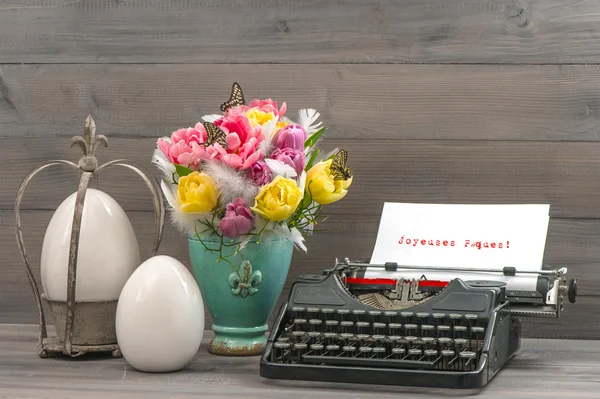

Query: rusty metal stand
[14,116,165,358]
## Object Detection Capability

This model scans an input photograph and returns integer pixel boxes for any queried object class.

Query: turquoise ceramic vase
[188,234,293,356]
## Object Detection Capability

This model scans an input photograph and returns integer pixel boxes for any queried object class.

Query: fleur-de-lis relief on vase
[228,260,262,298]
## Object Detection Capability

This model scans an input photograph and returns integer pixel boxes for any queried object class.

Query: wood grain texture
[3,0,600,65]
[3,64,600,141]
[1,325,599,398]
[5,136,600,218]
[1,208,597,339]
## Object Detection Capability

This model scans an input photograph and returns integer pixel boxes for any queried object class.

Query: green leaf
[304,127,326,150]
[174,164,194,177]
[305,148,320,171]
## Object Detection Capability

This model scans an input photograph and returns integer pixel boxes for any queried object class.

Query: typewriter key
[343,346,357,356]
[465,314,478,321]
[404,323,418,335]
[352,309,366,321]
[324,332,338,345]
[416,312,430,324]
[392,347,406,359]
[336,308,350,321]
[400,312,414,323]
[310,344,324,356]
[373,347,386,358]
[388,322,402,334]
[441,349,455,370]
[372,334,386,343]
[459,351,477,371]
[356,334,370,345]
[291,307,305,319]
[384,311,398,322]
[432,313,446,326]
[326,344,340,356]
[340,320,354,334]
[325,319,339,332]
[356,321,370,334]
[293,318,307,331]
[421,336,435,349]
[425,349,438,360]
[408,348,422,360]
[437,324,451,338]
[277,337,290,343]
[274,342,291,363]
[471,326,485,350]
[449,313,463,327]
[437,337,452,349]
[321,308,335,320]
[308,331,322,345]
[368,310,382,318]
[454,325,467,338]
[421,324,435,337]
[359,346,373,357]
[340,332,354,344]
[309,319,323,331]
[307,307,320,318]
[405,336,418,349]
[454,338,468,352]
[372,322,386,334]
[292,330,307,341]
[293,343,307,361]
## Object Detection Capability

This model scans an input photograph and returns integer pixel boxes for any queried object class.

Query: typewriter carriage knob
[558,277,577,304]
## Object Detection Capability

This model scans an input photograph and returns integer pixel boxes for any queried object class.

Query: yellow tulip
[177,171,219,213]
[305,160,353,205]
[251,176,303,221]
[246,109,288,132]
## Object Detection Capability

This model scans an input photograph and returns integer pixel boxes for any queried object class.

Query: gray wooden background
[1,0,599,339]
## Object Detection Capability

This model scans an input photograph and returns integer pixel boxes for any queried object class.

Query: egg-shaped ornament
[116,255,204,373]
[40,188,141,302]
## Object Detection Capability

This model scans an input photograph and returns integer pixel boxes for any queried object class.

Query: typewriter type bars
[260,258,576,389]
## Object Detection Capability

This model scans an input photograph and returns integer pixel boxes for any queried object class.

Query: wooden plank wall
[1,0,599,339]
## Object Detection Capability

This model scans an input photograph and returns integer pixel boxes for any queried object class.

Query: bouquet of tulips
[152,82,353,261]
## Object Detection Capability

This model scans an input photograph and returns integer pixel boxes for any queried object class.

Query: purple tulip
[272,123,307,151]
[219,198,254,238]
[271,148,306,176]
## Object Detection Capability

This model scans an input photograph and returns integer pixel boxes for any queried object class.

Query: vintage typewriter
[260,257,577,389]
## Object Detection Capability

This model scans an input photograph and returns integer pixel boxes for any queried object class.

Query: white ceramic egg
[115,255,204,373]
[40,188,141,302]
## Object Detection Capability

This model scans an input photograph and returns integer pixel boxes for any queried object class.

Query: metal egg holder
[14,116,165,358]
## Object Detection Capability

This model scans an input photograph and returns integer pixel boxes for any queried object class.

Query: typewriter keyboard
[269,307,488,372]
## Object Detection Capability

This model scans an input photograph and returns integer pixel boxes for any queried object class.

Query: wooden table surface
[0,324,597,399]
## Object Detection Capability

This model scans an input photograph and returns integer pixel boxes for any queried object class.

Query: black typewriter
[260,258,577,389]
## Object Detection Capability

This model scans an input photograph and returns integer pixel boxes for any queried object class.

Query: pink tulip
[246,161,273,186]
[219,198,254,238]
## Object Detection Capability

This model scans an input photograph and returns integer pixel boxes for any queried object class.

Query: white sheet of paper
[366,203,551,293]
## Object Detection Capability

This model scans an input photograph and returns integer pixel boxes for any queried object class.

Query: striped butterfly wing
[330,149,352,181]
[220,82,246,112]
[203,122,228,148]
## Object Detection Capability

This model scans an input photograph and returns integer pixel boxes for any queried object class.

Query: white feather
[257,113,279,156]
[271,223,307,252]
[317,147,339,162]
[202,160,259,206]
[297,170,307,193]
[265,159,297,179]
[201,114,223,123]
[152,148,176,178]
[298,108,323,135]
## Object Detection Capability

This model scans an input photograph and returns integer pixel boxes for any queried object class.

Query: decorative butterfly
[220,82,246,112]
[330,149,352,181]
[203,122,228,148]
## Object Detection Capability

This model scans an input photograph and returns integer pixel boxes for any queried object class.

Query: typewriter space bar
[302,355,437,370]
